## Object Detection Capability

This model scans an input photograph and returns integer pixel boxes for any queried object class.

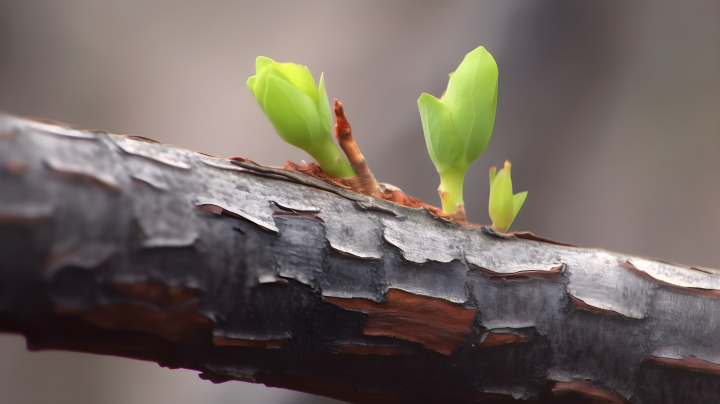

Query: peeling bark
[1,114,720,403]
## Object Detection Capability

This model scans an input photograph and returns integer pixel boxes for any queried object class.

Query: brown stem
[333,99,379,195]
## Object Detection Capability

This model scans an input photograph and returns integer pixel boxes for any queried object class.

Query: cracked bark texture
[1,114,720,404]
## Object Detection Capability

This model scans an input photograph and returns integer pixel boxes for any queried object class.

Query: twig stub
[333,99,379,195]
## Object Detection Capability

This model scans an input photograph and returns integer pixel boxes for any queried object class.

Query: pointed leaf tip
[256,56,274,73]
[507,191,528,231]
[247,76,257,96]
[316,72,332,135]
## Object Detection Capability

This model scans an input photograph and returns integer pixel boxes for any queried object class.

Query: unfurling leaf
[248,57,354,178]
[489,160,527,233]
[418,46,498,214]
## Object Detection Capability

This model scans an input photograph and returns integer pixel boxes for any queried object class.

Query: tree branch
[1,114,719,403]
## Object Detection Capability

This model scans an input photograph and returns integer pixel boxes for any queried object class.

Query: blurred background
[0,0,718,403]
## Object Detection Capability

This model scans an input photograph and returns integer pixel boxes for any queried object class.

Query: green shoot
[488,160,527,233]
[247,56,355,178]
[417,46,498,215]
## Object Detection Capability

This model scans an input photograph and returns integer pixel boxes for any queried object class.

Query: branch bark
[1,114,720,403]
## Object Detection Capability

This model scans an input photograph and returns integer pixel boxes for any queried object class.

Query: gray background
[0,1,718,403]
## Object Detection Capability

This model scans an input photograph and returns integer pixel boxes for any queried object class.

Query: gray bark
[1,114,719,403]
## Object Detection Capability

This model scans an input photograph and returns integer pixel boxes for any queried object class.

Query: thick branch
[1,114,720,403]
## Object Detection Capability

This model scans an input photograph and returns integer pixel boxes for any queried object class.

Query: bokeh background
[1,1,718,403]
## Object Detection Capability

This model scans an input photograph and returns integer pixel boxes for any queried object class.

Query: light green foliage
[488,161,527,233]
[247,56,355,178]
[417,46,499,213]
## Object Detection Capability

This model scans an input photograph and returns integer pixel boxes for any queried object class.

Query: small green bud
[417,46,499,214]
[247,56,355,178]
[488,160,527,233]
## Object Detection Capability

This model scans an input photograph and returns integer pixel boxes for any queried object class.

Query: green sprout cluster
[247,47,527,232]
[417,46,498,215]
[417,46,526,231]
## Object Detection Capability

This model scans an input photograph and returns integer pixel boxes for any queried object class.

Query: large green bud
[247,56,355,178]
[418,46,498,214]
[488,160,527,233]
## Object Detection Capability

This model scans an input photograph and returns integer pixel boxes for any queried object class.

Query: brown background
[1,1,718,403]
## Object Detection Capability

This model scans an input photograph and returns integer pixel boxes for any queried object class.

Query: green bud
[488,160,527,233]
[417,46,498,214]
[247,56,355,178]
